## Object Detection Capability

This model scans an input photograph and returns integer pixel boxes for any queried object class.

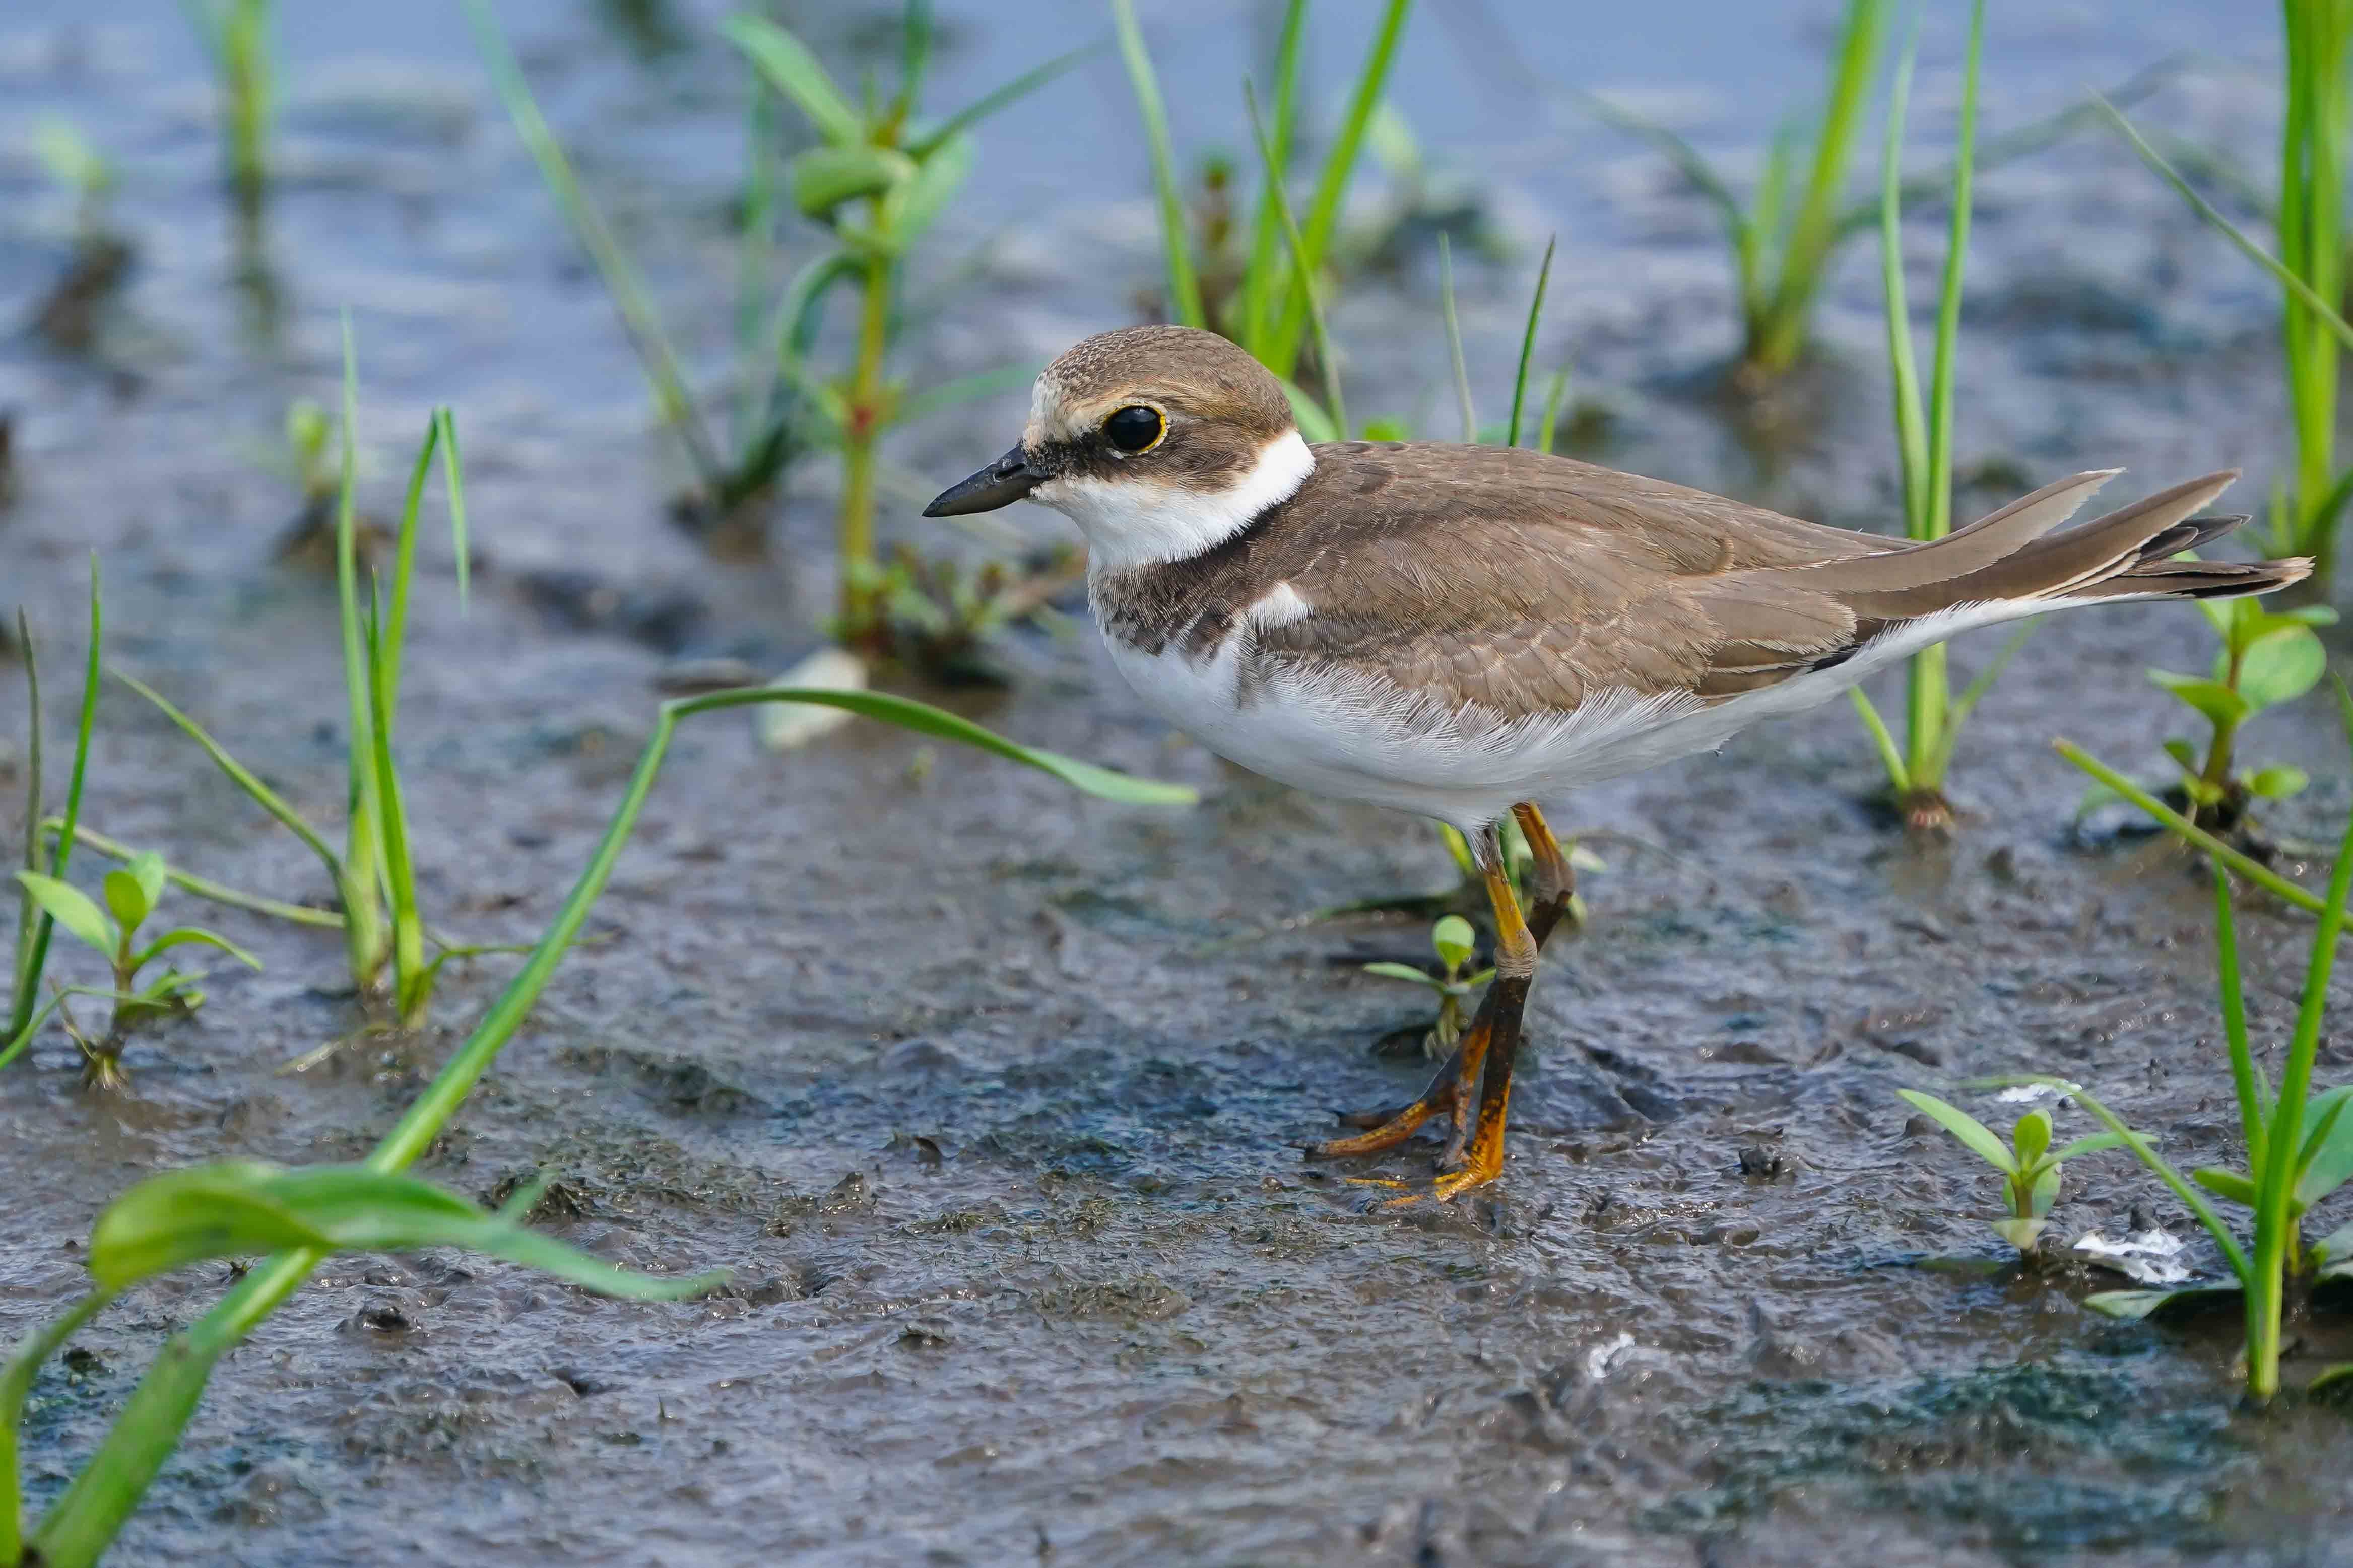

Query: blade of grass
[43,823,340,929]
[6,561,99,1057]
[1534,366,1571,455]
[907,42,1093,160]
[2212,860,2267,1170]
[1263,0,1413,377]
[0,1288,112,1564]
[8,612,41,1040]
[2054,740,2338,921]
[1245,81,1345,435]
[333,321,386,994]
[1922,0,1983,546]
[436,410,469,610]
[469,0,723,488]
[1109,0,1204,329]
[1439,233,1474,442]
[362,588,427,1025]
[1847,689,1911,793]
[27,684,1189,1567]
[1879,35,1928,535]
[1237,0,1309,354]
[1505,235,1556,448]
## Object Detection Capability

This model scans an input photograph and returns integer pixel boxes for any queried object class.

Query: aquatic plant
[2101,20,2353,591]
[1363,914,1494,1058]
[181,0,272,210]
[1896,1092,2126,1255]
[31,120,114,243]
[722,2,1080,642]
[1848,6,2017,833]
[1116,0,1411,390]
[13,850,258,1088]
[1,569,99,1071]
[107,326,469,1030]
[1993,728,2353,1403]
[0,668,1191,1566]
[2074,599,2335,838]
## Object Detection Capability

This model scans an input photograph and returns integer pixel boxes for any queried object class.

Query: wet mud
[3,2,2352,1563]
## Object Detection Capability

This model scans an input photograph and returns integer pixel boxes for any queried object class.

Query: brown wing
[1226,445,2264,720]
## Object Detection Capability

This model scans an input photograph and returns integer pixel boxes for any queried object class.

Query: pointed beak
[923,445,1040,517]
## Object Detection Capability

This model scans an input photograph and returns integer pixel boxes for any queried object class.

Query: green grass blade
[363,587,427,1025]
[1751,0,1887,373]
[1534,366,1571,455]
[895,363,1036,428]
[379,413,440,722]
[1265,0,1412,377]
[1109,0,1204,329]
[435,410,469,610]
[7,561,99,1054]
[0,1288,112,1564]
[896,0,934,119]
[1922,0,1983,545]
[8,612,42,1043]
[1238,0,1310,354]
[1245,81,1345,436]
[908,43,1092,159]
[469,0,722,487]
[2054,740,2340,922]
[44,823,340,930]
[1439,233,1475,442]
[1847,688,1911,793]
[1878,33,1929,536]
[333,321,386,990]
[721,14,862,145]
[1506,236,1557,448]
[1568,87,1746,235]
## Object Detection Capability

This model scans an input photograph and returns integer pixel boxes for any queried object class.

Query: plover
[926,325,2309,1202]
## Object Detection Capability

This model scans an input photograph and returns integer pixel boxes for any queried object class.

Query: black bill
[923,446,1040,516]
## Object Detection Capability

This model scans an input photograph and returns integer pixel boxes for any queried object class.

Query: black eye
[1104,405,1164,454]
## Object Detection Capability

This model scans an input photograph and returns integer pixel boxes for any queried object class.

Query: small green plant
[1848,6,2024,832]
[2085,598,2337,837]
[13,852,258,1088]
[849,542,1083,686]
[1116,0,1411,390]
[31,120,115,242]
[3,566,100,1072]
[102,324,469,1030]
[0,663,1192,1566]
[1897,1092,2126,1255]
[1363,914,1494,1057]
[1994,718,2353,1403]
[181,0,272,210]
[2101,14,2353,591]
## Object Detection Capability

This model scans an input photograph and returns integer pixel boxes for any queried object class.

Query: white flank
[1103,593,2088,833]
[1037,430,1315,572]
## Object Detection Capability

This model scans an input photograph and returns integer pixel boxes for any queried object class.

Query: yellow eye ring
[1104,404,1166,455]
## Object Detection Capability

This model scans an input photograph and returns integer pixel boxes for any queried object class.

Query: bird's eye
[1103,404,1165,455]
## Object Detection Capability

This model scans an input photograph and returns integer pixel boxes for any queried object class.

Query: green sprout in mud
[2076,598,2335,841]
[852,542,1084,686]
[1849,5,2028,834]
[31,120,115,245]
[1896,1092,2127,1256]
[0,651,1192,1567]
[1363,915,1494,1058]
[1989,728,2353,1405]
[13,851,259,1089]
[181,0,272,212]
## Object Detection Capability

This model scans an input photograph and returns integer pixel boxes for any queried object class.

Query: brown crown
[1038,326,1296,444]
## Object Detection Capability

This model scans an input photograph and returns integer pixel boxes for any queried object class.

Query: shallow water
[3,1,2351,1563]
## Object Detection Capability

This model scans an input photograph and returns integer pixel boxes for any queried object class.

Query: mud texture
[3,2,2352,1564]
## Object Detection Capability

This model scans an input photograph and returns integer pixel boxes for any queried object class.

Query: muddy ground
[4,1,2353,1563]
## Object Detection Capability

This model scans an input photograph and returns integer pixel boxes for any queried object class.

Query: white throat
[1034,429,1315,573]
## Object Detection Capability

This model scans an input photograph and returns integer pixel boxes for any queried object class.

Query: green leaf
[907,43,1092,159]
[2047,1131,2129,1163]
[132,928,263,974]
[128,852,168,916]
[86,1161,726,1300]
[2083,1285,2244,1321]
[2027,1162,2061,1217]
[873,132,971,252]
[1430,915,1476,971]
[725,15,862,146]
[1897,1089,2016,1174]
[2160,737,2199,776]
[2248,765,2311,800]
[2191,1166,2257,1207]
[1361,961,1439,988]
[2313,1218,2353,1269]
[2147,670,2251,728]
[1990,1216,2046,1253]
[789,144,912,218]
[101,868,151,936]
[2236,626,2326,711]
[2296,1086,2353,1209]
[14,873,113,958]
[2012,1109,2052,1169]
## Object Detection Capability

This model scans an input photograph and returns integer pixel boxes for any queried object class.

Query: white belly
[1100,599,2052,833]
